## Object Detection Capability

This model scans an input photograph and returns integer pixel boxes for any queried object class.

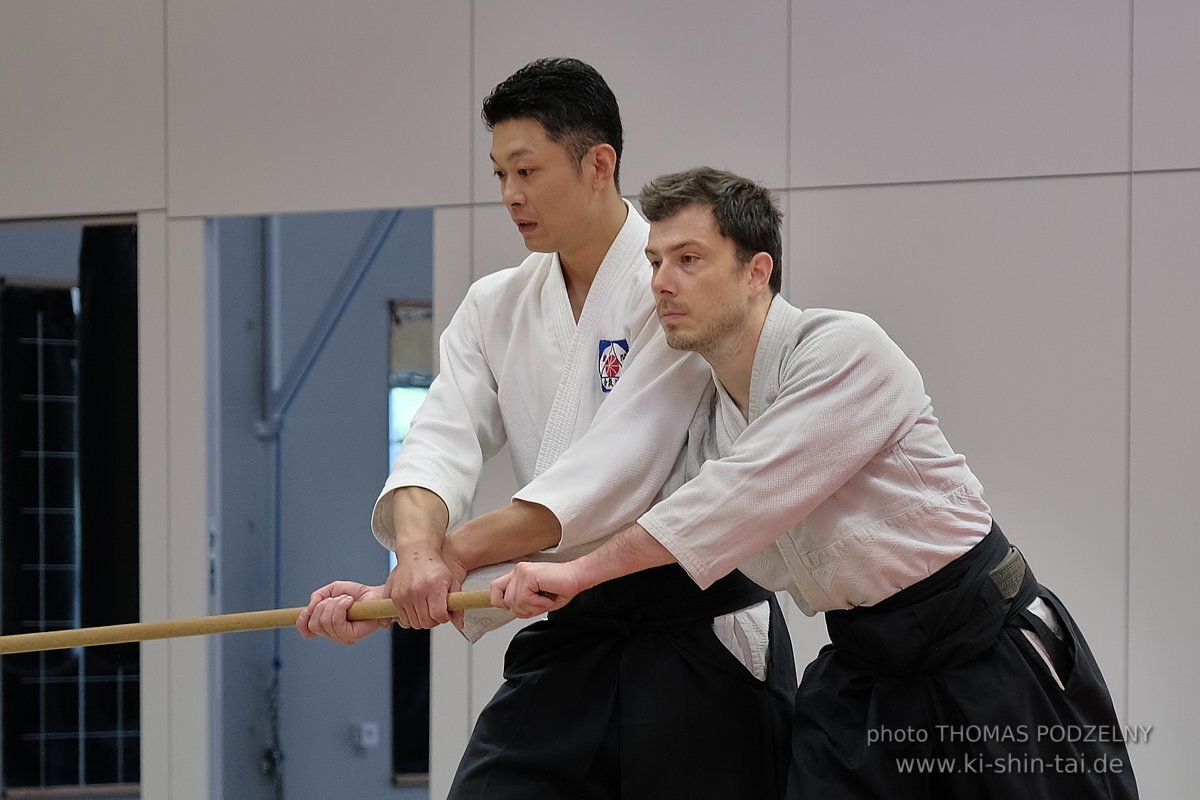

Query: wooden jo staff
[0,591,494,655]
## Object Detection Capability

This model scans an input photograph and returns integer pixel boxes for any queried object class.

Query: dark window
[1,224,140,795]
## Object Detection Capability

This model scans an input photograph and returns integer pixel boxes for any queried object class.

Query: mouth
[657,307,685,324]
[515,221,537,235]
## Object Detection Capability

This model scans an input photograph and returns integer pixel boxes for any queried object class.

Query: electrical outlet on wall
[350,721,380,751]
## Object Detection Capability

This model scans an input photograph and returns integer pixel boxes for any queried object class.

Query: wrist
[441,531,476,573]
[567,556,603,595]
[392,531,442,551]
[390,487,449,549]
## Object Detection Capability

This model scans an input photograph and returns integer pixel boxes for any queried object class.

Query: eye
[648,259,661,270]
[517,168,533,177]
[680,254,699,266]
[493,170,505,180]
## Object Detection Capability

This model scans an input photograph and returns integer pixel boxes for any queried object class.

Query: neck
[558,192,629,294]
[706,298,772,418]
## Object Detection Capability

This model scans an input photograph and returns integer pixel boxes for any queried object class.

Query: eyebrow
[646,239,703,258]
[490,146,535,164]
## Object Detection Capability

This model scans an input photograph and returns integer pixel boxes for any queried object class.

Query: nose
[501,177,524,209]
[651,262,676,297]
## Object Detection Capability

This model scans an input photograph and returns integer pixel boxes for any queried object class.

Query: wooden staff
[0,591,494,655]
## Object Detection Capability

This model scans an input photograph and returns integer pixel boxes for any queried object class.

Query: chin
[663,332,695,352]
[522,236,555,254]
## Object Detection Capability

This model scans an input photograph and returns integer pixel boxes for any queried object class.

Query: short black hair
[482,57,624,188]
[640,167,783,295]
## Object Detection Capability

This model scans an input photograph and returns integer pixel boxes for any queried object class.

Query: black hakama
[449,565,797,799]
[789,523,1139,799]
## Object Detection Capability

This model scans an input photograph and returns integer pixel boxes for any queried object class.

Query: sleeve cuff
[370,472,466,550]
[511,486,569,551]
[638,513,717,590]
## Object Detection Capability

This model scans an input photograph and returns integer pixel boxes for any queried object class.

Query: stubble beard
[662,301,749,361]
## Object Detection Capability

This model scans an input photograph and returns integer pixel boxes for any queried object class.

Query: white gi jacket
[640,297,995,614]
[370,203,712,639]
[522,295,1063,678]
[526,295,995,613]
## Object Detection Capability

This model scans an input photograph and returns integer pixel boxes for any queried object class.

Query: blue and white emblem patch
[597,338,630,393]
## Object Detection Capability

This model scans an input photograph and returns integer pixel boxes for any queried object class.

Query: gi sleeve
[513,318,713,553]
[639,314,928,588]
[370,285,507,548]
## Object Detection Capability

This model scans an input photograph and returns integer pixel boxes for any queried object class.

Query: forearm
[385,487,458,630]
[489,523,678,618]
[390,486,450,551]
[568,523,677,593]
[444,500,563,572]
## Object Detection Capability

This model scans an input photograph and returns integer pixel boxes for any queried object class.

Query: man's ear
[588,143,618,188]
[747,252,774,294]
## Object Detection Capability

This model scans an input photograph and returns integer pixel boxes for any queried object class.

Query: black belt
[825,522,1041,676]
[548,564,771,635]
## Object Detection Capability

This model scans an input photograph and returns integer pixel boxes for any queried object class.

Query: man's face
[490,118,594,254]
[646,204,751,355]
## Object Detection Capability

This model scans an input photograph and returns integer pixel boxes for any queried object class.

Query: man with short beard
[496,167,1139,800]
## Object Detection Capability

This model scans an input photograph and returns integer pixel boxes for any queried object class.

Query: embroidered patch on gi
[597,338,629,393]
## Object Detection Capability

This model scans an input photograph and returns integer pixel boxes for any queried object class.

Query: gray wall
[214,209,433,800]
[0,2,1196,798]
[213,217,275,800]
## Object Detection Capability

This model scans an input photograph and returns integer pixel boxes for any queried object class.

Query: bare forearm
[445,500,563,571]
[569,523,677,593]
[489,523,678,617]
[390,486,450,550]
[386,487,458,629]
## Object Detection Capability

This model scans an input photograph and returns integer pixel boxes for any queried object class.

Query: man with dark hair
[481,56,625,188]
[299,64,796,799]
[495,167,1139,800]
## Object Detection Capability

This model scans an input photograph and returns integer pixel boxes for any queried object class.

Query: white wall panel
[1128,172,1200,796]
[0,0,165,218]
[473,0,789,204]
[165,217,212,800]
[430,623,471,799]
[791,1,1130,187]
[471,202,535,280]
[1132,0,1200,169]
[787,176,1130,705]
[168,0,471,217]
[137,211,170,800]
[433,207,473,360]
